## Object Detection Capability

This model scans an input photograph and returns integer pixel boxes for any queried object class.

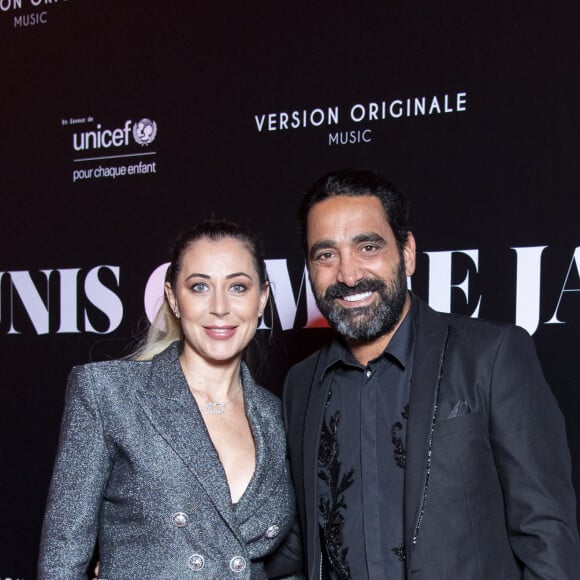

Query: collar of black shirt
[323,293,417,375]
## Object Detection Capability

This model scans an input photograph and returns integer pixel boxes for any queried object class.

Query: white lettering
[291,111,301,128]
[72,168,93,182]
[123,119,132,143]
[254,114,266,132]
[259,262,328,330]
[13,10,47,25]
[9,270,51,334]
[425,249,481,316]
[328,129,372,146]
[100,129,112,147]
[350,104,366,122]
[84,266,123,334]
[144,263,169,327]
[1,0,23,11]
[73,120,132,152]
[127,161,156,175]
[93,165,127,179]
[260,259,298,330]
[414,97,426,115]
[428,96,442,114]
[310,108,325,127]
[2,267,123,335]
[255,107,339,131]
[512,246,547,334]
[389,100,403,118]
[444,94,453,112]
[57,268,81,333]
[546,246,580,324]
[368,102,379,120]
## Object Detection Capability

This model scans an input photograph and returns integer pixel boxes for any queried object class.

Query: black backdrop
[1,2,579,577]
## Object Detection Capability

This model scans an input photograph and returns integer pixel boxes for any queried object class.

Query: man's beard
[314,258,408,342]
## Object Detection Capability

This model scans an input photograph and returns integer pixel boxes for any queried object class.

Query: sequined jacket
[279,295,579,579]
[38,341,295,579]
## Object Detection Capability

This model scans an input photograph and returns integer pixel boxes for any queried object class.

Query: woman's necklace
[190,382,243,415]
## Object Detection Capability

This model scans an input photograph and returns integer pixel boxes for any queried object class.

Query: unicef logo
[132,118,158,146]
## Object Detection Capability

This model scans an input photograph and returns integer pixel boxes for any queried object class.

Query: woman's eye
[191,283,208,292]
[230,283,247,293]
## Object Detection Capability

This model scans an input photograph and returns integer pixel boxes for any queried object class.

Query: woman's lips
[203,326,237,339]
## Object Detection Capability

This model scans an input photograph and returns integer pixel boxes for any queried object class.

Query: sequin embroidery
[319,410,354,579]
[390,404,409,469]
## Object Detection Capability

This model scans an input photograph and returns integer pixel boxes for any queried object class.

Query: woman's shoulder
[68,358,152,388]
[250,382,281,407]
[71,338,180,375]
[241,365,281,410]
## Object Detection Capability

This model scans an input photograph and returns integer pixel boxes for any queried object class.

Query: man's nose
[336,255,363,287]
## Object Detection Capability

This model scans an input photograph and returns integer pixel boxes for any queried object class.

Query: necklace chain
[190,382,242,414]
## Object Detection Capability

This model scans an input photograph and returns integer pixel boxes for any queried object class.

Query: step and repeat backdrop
[1,1,579,577]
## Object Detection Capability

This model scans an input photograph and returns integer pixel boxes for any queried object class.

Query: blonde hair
[130,300,182,361]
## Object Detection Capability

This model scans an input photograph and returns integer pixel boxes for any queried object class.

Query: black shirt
[318,298,416,580]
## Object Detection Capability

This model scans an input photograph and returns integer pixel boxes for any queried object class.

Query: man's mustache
[324,278,386,300]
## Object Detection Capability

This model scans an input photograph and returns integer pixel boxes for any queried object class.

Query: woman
[38,220,296,579]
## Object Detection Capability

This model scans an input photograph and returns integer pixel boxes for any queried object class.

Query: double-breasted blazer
[281,295,579,579]
[39,341,295,579]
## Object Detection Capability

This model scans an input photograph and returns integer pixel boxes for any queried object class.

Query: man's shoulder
[435,308,511,331]
[286,347,326,382]
[415,297,525,333]
[417,296,527,340]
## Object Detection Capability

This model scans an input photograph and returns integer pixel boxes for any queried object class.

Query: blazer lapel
[135,343,236,526]
[232,364,278,520]
[404,300,450,558]
[302,346,332,566]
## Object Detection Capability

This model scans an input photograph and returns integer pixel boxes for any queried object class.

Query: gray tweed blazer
[38,341,295,579]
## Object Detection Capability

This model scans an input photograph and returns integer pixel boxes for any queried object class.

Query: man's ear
[403,232,416,277]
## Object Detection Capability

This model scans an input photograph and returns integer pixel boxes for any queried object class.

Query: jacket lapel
[135,343,236,526]
[404,299,450,558]
[302,346,332,572]
[232,364,279,521]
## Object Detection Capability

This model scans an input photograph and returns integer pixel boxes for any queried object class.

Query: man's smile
[341,291,373,303]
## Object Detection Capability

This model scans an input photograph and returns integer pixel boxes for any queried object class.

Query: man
[281,170,579,579]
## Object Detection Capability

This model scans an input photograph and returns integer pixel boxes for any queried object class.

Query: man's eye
[361,245,378,253]
[315,251,334,261]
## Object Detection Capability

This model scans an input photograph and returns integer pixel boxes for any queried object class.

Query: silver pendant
[207,402,226,414]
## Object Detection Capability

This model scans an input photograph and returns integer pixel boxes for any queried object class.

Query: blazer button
[265,524,280,539]
[229,556,247,573]
[188,554,205,571]
[171,512,189,527]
